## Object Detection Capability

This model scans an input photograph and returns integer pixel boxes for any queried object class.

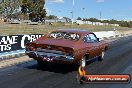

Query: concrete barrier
[94,30,132,40]
[94,31,116,39]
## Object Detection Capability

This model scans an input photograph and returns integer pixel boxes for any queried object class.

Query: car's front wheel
[98,51,105,61]
[80,56,87,67]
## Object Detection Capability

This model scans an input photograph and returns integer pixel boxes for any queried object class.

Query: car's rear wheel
[98,51,105,61]
[80,56,86,67]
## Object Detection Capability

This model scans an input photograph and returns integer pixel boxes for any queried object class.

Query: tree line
[77,17,132,27]
[21,0,46,20]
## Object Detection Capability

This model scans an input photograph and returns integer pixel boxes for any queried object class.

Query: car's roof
[52,29,92,35]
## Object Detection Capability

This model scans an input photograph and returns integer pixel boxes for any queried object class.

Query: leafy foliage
[21,0,46,20]
[77,17,82,20]
[46,15,57,19]
[0,0,22,18]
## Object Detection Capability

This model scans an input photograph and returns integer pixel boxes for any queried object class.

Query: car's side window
[83,33,98,43]
[89,33,98,42]
[83,35,91,43]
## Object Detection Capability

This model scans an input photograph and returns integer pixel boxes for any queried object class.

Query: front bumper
[25,51,74,63]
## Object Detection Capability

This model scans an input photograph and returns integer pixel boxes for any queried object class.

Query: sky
[45,0,132,20]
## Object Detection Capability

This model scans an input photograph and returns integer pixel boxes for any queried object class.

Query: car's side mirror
[97,38,100,41]
[97,38,102,42]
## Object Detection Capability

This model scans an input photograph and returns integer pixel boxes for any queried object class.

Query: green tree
[0,0,22,19]
[77,17,82,20]
[88,18,100,22]
[46,15,57,19]
[101,20,109,23]
[21,0,46,20]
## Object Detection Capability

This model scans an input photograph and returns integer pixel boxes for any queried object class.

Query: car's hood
[33,38,78,48]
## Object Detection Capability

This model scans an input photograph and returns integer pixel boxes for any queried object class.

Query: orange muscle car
[25,29,108,67]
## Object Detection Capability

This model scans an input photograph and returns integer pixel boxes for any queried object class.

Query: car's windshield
[48,31,80,41]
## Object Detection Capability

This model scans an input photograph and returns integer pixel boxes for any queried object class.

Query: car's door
[83,33,101,58]
[88,33,102,57]
[82,34,96,58]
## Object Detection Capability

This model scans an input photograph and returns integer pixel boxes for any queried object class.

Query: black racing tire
[80,56,87,67]
[98,51,105,61]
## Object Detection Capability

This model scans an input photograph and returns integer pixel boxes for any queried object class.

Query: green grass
[0,22,132,35]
